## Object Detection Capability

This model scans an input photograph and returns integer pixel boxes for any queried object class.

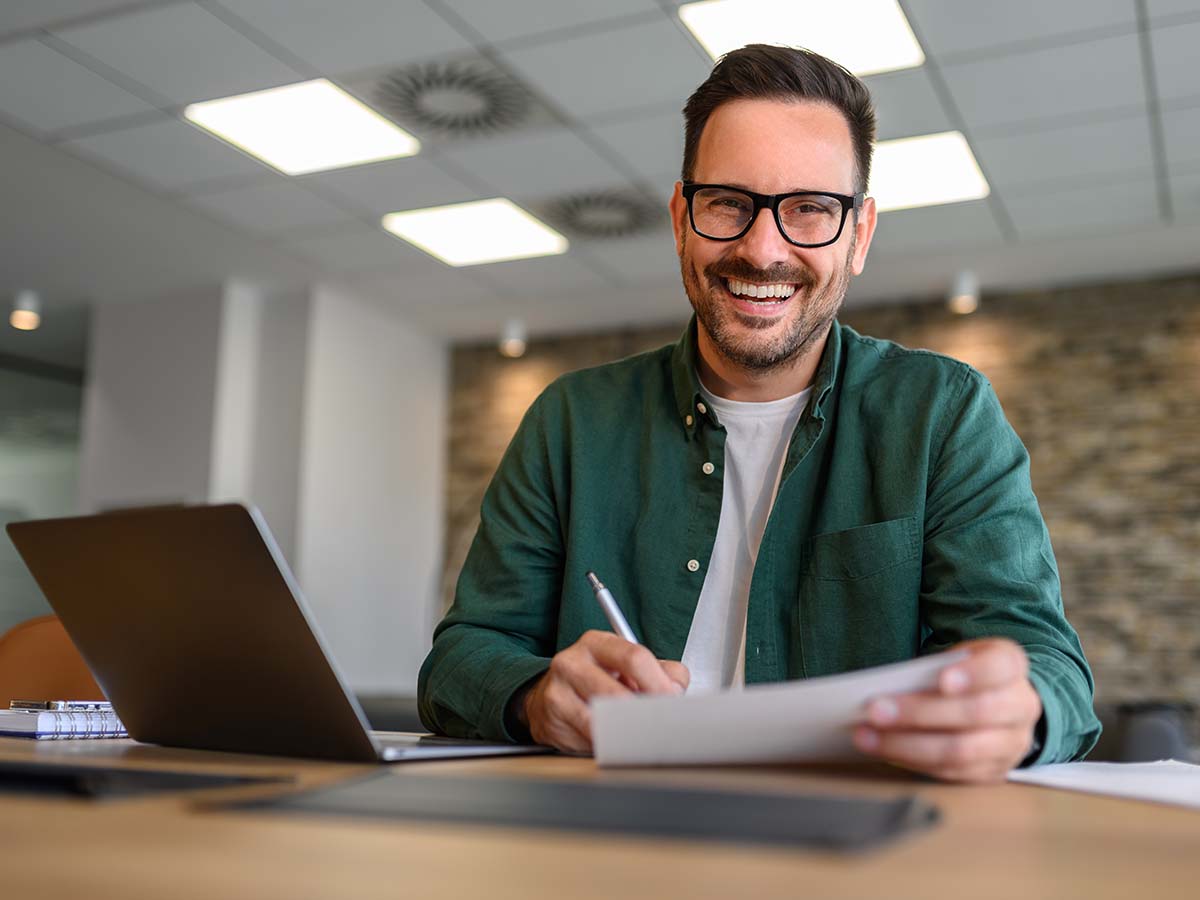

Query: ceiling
[1,0,1199,355]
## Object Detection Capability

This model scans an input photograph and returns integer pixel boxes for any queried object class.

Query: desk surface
[0,737,1194,900]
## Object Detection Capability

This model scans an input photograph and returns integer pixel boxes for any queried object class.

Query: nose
[735,207,793,270]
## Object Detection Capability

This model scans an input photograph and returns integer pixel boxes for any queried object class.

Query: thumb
[661,660,690,693]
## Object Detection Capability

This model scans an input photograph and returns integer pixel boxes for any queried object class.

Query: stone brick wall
[444,273,1200,737]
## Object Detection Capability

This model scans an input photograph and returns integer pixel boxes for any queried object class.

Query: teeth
[726,279,797,301]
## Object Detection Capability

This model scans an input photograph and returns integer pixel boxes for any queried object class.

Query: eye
[707,194,750,212]
[781,195,838,218]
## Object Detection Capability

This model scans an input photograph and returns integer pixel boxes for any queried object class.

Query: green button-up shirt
[419,318,1101,764]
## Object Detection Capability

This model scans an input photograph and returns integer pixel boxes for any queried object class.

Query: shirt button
[686,559,700,572]
[685,414,694,426]
[702,462,715,475]
[696,402,707,415]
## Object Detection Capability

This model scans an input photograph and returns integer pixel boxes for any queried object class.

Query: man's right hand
[517,630,689,753]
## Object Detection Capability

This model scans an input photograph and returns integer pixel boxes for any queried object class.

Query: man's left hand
[852,638,1043,783]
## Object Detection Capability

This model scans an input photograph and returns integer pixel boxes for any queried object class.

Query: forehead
[693,98,856,193]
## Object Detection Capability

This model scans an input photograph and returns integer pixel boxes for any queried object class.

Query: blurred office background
[1,1,1197,749]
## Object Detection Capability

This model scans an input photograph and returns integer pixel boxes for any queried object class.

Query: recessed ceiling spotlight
[679,0,924,76]
[185,79,420,175]
[947,270,980,315]
[374,62,531,137]
[544,190,664,239]
[10,290,41,331]
[382,198,569,267]
[499,319,528,358]
[872,132,990,213]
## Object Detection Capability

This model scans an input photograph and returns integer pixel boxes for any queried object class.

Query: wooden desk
[0,736,1194,900]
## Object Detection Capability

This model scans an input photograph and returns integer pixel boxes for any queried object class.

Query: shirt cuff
[1022,668,1059,767]
[482,656,552,743]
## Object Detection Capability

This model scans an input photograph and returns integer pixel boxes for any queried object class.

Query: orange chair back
[0,614,104,707]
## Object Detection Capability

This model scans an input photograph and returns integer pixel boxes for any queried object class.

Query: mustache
[705,259,818,289]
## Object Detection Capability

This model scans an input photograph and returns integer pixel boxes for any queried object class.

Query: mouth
[721,277,798,317]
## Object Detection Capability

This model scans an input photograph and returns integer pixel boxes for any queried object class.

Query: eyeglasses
[681,182,864,248]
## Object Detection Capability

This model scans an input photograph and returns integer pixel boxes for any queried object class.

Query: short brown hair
[682,44,876,192]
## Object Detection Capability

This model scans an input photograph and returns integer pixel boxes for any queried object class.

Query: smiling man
[418,45,1101,782]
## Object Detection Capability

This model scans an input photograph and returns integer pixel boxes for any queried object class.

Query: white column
[294,284,447,693]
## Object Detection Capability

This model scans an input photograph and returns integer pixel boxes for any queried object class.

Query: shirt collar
[670,315,844,438]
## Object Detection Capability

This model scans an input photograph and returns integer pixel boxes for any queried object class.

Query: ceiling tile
[1170,170,1200,224]
[303,156,480,216]
[439,127,629,197]
[1006,179,1161,239]
[862,66,955,141]
[284,226,446,272]
[0,39,153,135]
[439,0,656,45]
[500,19,709,120]
[186,181,359,233]
[973,114,1154,192]
[210,0,474,75]
[904,0,1135,58]
[868,200,1005,256]
[52,4,302,105]
[1151,19,1200,103]
[0,1,145,39]
[64,116,270,189]
[1162,103,1200,170]
[468,252,613,297]
[579,229,681,286]
[347,268,501,329]
[1146,0,1200,21]
[941,33,1144,132]
[591,108,683,182]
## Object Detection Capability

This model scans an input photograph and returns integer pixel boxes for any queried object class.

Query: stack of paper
[591,651,968,767]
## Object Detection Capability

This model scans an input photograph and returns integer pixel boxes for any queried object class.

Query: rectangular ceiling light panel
[871,131,990,213]
[679,0,924,76]
[382,199,569,266]
[185,79,419,175]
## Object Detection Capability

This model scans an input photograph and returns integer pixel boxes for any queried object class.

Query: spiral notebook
[0,706,128,740]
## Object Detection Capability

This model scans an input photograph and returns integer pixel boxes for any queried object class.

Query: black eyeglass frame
[681,182,866,248]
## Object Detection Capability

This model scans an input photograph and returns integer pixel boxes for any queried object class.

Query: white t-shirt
[680,376,812,694]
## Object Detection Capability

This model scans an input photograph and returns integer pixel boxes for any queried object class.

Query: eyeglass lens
[691,187,844,245]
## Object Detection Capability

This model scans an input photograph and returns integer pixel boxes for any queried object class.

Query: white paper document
[591,650,968,767]
[1007,759,1200,810]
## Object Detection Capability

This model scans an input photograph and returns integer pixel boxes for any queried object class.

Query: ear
[850,195,877,276]
[669,181,687,256]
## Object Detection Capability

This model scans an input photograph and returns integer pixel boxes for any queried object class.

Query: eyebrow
[709,182,854,199]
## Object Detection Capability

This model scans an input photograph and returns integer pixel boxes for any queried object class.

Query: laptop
[6,503,550,763]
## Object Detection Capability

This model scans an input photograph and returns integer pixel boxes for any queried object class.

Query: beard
[679,230,855,373]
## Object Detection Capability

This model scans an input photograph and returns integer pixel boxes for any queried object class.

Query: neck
[696,322,831,402]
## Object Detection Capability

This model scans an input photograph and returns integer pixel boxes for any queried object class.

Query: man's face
[670,99,877,373]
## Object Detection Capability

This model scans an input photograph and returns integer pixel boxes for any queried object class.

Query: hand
[852,638,1043,783]
[519,630,689,754]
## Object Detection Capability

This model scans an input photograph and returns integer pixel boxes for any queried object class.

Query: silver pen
[585,571,638,644]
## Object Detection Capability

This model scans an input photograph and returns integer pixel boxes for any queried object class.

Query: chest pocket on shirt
[794,515,922,678]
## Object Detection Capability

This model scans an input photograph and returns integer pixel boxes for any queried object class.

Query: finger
[866,684,1042,731]
[584,632,680,694]
[551,649,632,704]
[853,725,1027,776]
[939,639,1029,695]
[661,661,690,692]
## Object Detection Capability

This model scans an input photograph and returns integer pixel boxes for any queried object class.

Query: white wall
[295,284,447,693]
[79,288,222,511]
[78,280,448,695]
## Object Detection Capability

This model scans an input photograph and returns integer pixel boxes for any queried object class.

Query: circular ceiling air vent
[374,63,531,137]
[545,191,664,239]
